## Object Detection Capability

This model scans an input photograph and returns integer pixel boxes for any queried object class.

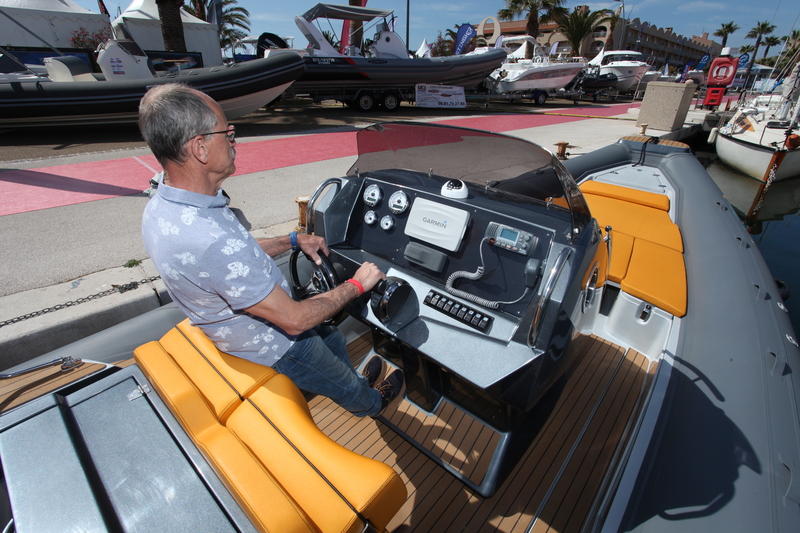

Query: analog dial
[389,190,410,214]
[363,184,382,207]
[380,215,395,231]
[364,210,378,225]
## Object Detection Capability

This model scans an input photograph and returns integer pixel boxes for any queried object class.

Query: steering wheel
[289,249,348,326]
[289,249,340,299]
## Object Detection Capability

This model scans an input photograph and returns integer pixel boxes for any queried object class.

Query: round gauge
[380,215,395,231]
[363,184,382,207]
[364,210,378,225]
[388,190,409,214]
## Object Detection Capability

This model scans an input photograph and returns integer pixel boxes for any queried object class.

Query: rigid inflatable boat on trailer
[0,123,798,532]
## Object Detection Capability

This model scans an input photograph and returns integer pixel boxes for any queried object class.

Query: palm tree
[552,6,612,57]
[744,20,776,85]
[761,35,782,59]
[156,0,188,52]
[739,44,755,54]
[713,21,739,49]
[603,11,619,51]
[498,0,568,55]
[183,0,251,51]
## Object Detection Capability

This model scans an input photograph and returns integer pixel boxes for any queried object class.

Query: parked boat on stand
[710,63,800,182]
[1,123,798,532]
[587,49,650,92]
[258,3,507,111]
[484,36,584,101]
[0,38,305,127]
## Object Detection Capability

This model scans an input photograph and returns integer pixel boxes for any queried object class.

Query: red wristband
[345,278,364,295]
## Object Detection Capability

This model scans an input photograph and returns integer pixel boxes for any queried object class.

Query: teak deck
[310,333,655,532]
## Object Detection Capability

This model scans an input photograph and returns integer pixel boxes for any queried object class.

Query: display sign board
[415,85,467,108]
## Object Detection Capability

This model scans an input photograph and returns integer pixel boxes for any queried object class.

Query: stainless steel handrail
[529,248,572,346]
[305,178,343,234]
[0,356,83,379]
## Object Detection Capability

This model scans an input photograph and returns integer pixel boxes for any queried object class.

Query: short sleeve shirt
[141,173,295,366]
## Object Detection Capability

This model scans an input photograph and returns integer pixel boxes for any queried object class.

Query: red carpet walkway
[0,104,637,217]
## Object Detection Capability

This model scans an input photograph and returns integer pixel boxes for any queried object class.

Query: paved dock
[0,100,713,369]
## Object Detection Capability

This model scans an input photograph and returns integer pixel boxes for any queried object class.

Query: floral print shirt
[142,173,295,365]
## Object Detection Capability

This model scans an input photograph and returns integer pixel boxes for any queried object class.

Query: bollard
[639,123,648,135]
[295,195,310,232]
[555,141,570,160]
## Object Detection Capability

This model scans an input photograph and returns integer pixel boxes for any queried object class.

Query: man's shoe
[361,356,386,389]
[376,369,404,412]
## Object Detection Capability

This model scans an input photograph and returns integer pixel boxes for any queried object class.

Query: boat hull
[285,50,507,93]
[598,63,649,91]
[714,130,800,181]
[491,62,583,93]
[0,54,305,127]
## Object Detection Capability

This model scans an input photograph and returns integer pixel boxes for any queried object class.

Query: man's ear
[187,135,209,164]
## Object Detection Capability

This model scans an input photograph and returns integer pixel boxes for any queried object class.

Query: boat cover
[301,3,393,22]
[0,0,112,48]
[112,0,222,66]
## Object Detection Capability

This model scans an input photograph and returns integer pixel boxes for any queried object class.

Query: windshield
[348,122,591,234]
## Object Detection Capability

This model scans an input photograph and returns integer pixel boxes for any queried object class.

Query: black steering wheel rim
[289,249,340,299]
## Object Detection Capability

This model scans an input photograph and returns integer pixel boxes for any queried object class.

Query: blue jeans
[273,325,381,417]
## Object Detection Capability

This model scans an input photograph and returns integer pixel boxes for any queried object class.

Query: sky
[73,0,800,55]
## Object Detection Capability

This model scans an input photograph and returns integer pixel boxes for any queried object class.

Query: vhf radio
[485,222,536,256]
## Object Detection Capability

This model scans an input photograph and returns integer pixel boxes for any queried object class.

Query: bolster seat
[580,180,687,317]
[134,320,407,533]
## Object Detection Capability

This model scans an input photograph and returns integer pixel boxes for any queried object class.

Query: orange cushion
[156,321,277,422]
[607,231,635,283]
[133,341,316,532]
[229,381,407,533]
[582,193,683,253]
[580,180,670,211]
[620,239,687,317]
[135,321,407,533]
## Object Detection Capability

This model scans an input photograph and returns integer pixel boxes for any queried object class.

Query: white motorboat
[710,63,800,182]
[486,36,584,96]
[588,49,649,92]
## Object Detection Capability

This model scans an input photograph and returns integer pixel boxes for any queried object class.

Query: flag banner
[495,35,504,49]
[415,85,466,108]
[454,24,477,55]
[680,60,695,83]
[97,0,109,16]
[207,0,223,31]
[549,41,559,55]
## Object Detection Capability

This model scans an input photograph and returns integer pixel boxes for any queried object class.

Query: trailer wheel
[381,92,401,111]
[535,91,547,105]
[354,92,376,112]
[593,92,601,103]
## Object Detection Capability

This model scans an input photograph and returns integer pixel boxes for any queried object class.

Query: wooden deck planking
[308,333,654,532]
[0,362,106,413]
[459,337,623,531]
[528,350,651,533]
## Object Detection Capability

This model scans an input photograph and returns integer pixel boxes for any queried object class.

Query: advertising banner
[415,85,466,108]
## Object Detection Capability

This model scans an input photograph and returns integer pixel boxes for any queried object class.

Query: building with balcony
[474,10,721,72]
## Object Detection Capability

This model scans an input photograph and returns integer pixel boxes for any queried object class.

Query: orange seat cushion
[620,239,687,317]
[582,193,683,253]
[134,320,407,533]
[580,180,671,211]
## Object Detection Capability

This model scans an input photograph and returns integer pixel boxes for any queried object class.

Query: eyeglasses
[198,125,235,143]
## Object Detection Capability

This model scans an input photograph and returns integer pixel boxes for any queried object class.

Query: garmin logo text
[423,217,447,229]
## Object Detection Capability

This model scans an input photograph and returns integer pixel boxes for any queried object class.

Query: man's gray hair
[138,83,219,165]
